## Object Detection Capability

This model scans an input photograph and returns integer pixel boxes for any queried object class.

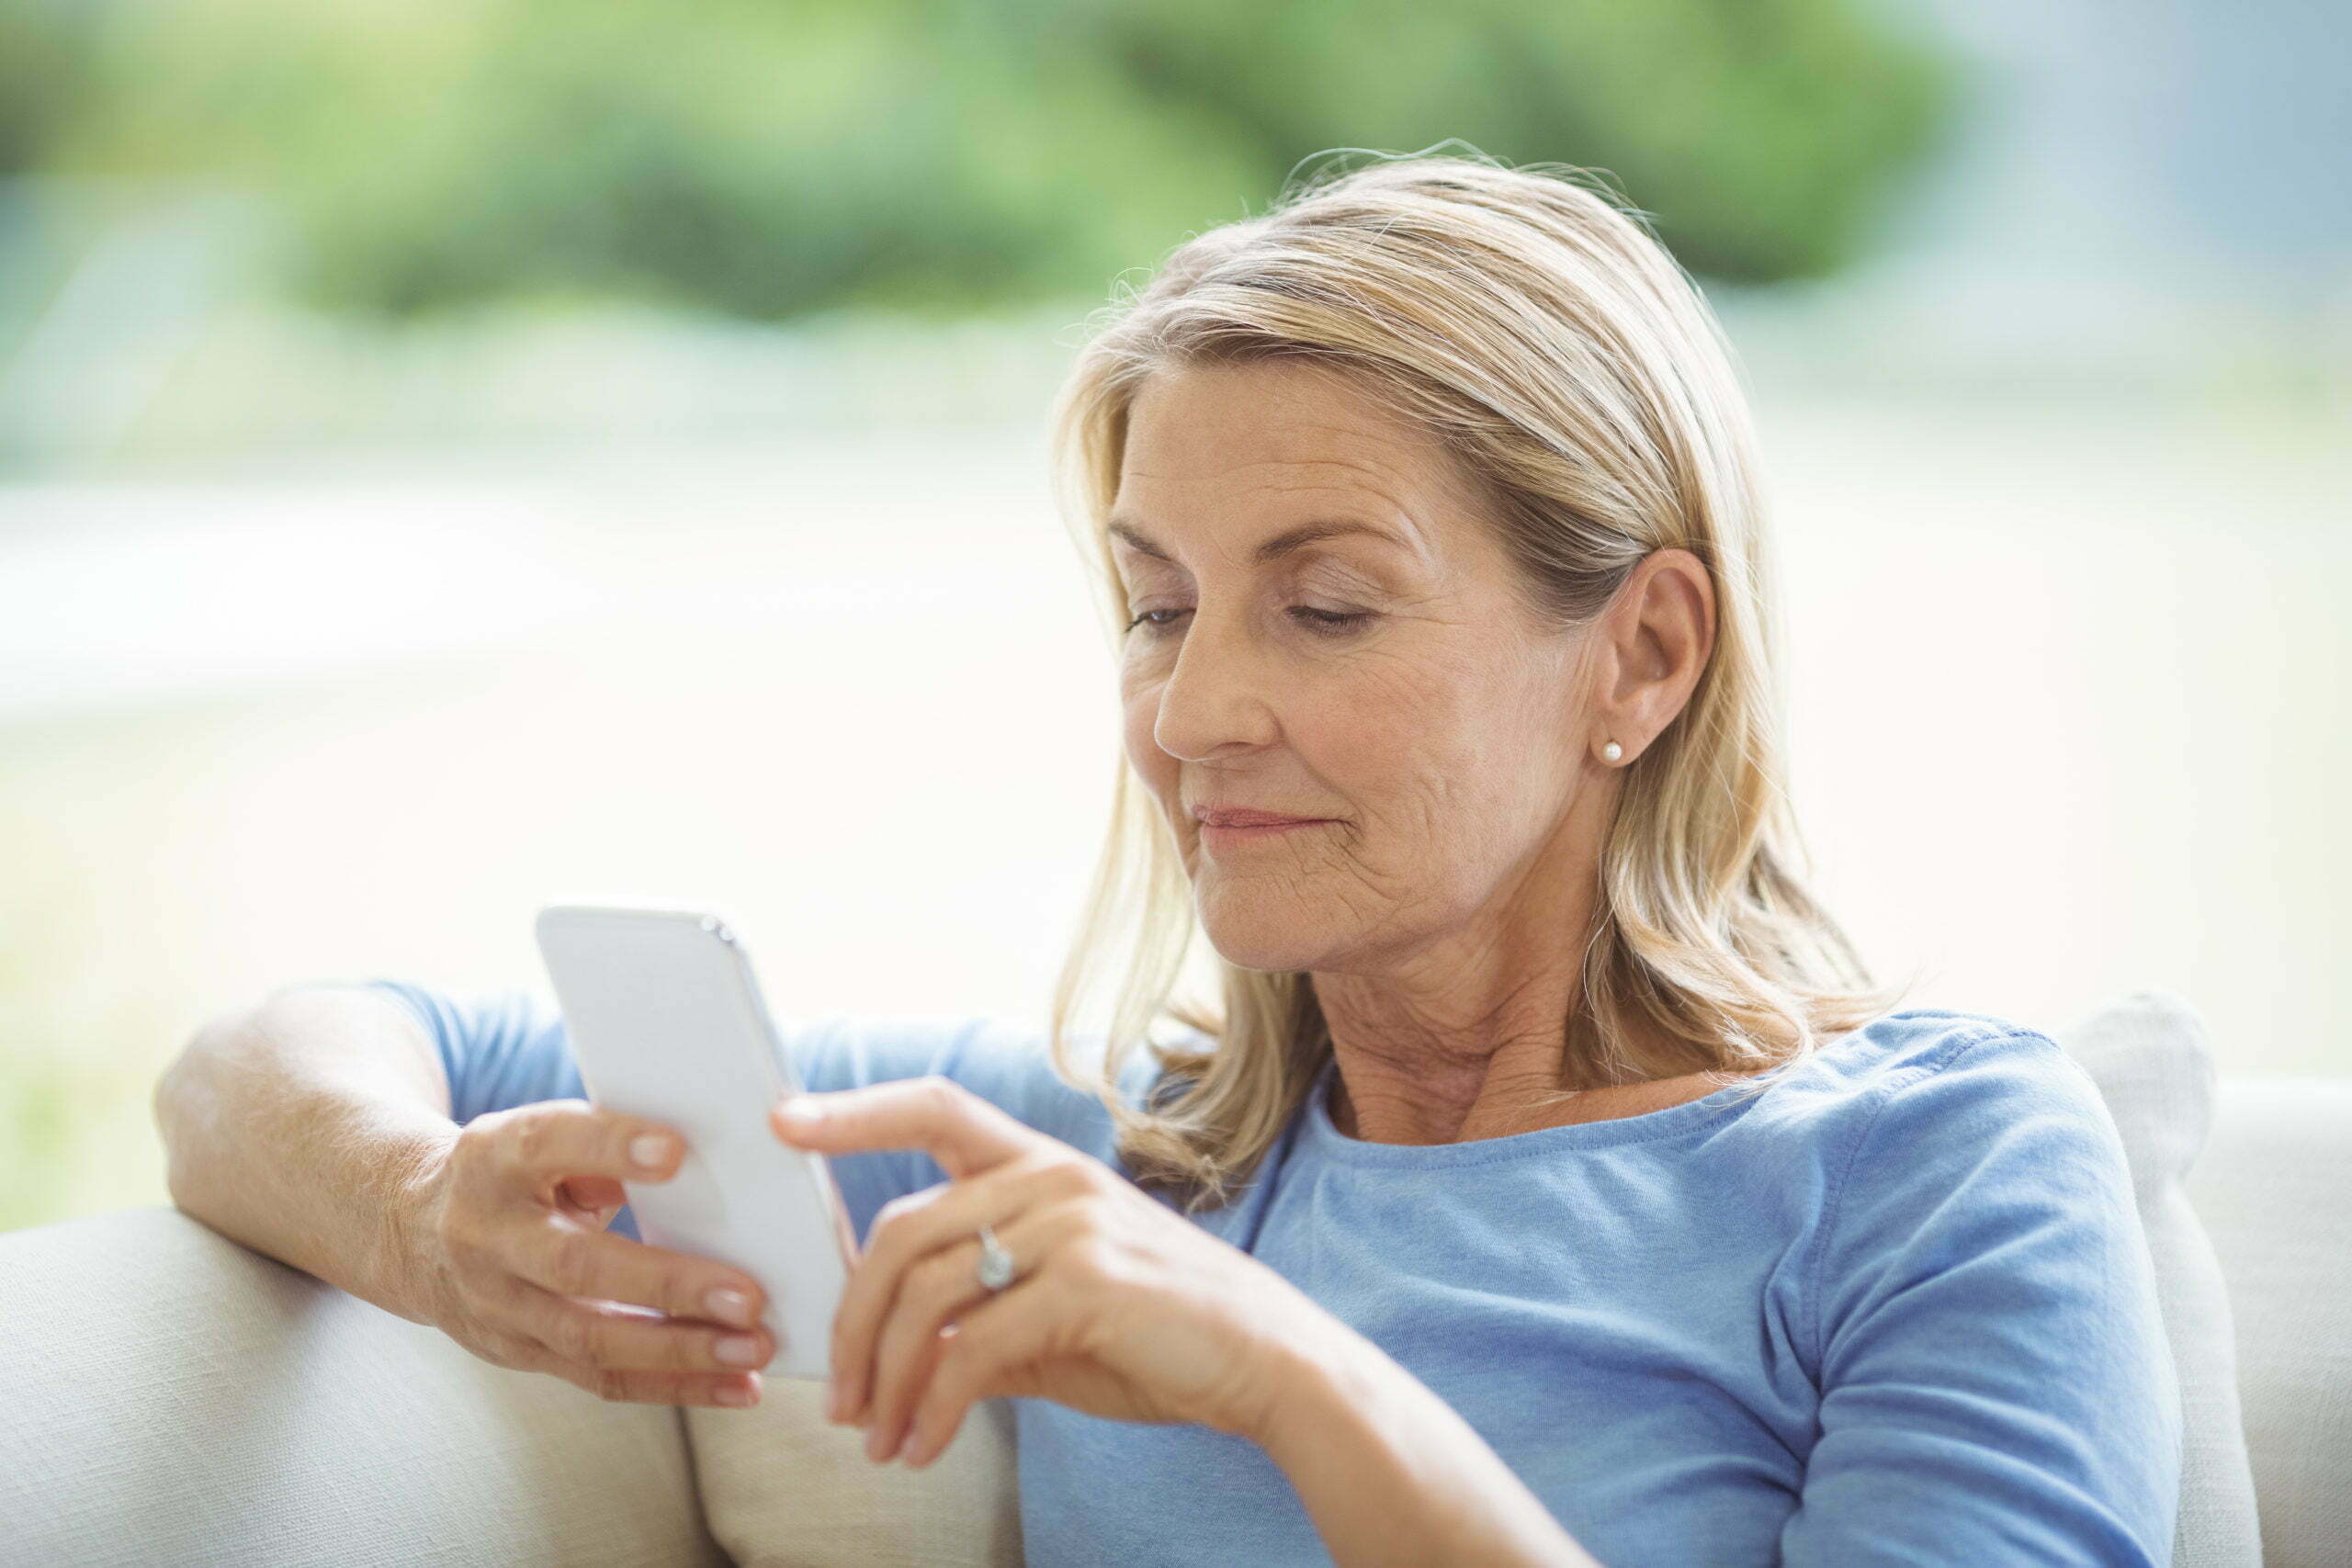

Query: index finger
[768,1076,1035,1179]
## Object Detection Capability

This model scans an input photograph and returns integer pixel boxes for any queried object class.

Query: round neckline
[1295,1026,1867,1168]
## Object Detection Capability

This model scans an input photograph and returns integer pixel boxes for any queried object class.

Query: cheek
[1116,636,1562,861]
[1327,649,1565,859]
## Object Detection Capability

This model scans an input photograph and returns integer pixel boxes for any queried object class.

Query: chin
[1194,896,1338,975]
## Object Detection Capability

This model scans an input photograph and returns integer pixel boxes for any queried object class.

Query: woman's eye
[1121,607,1370,636]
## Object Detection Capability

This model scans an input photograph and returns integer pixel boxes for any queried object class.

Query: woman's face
[1113,357,1610,976]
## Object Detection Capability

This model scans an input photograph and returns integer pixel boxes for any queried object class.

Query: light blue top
[361,979,2182,1568]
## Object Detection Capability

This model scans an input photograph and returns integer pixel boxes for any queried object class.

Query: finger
[895,1281,1065,1469]
[832,1155,1089,1424]
[509,1277,776,1377]
[481,1322,764,1408]
[860,1231,1001,1461]
[491,1098,696,1200]
[769,1075,1037,1179]
[510,1209,769,1332]
[584,1368,763,1409]
[863,1202,1081,1463]
[568,1360,767,1408]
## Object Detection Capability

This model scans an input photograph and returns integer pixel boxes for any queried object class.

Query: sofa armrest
[0,1205,733,1568]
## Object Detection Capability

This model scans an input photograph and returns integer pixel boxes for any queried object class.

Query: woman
[156,153,2181,1567]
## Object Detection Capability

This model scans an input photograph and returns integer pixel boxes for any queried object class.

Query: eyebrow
[1106,517,1408,566]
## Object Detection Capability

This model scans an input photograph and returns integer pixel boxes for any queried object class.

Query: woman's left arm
[772,1076,1601,1568]
[1251,1320,1605,1568]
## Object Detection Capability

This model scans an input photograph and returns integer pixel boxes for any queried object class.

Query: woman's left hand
[768,1074,1333,1470]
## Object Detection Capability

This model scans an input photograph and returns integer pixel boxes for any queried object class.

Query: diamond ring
[974,1223,1016,1292]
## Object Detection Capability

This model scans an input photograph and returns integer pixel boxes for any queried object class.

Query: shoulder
[1797,1006,2083,1100]
[1828,1008,2115,1169]
[1761,1007,2111,1171]
[1800,1009,2142,1334]
[1717,1007,2116,1212]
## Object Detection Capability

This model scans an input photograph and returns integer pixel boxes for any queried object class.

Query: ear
[1589,548,1715,766]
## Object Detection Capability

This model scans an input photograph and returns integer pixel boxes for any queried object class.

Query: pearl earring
[1600,740,1623,763]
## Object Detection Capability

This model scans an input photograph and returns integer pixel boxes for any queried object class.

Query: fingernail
[716,1382,756,1408]
[776,1096,826,1128]
[716,1334,766,1367]
[706,1287,756,1328]
[631,1134,677,1170]
[865,1421,891,1461]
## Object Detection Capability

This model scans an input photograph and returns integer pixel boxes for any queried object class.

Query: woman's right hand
[398,1098,777,1407]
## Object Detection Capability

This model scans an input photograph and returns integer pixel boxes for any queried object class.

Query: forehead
[1110,360,1476,567]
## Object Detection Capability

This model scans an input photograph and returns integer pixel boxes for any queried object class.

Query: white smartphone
[533,900,854,1382]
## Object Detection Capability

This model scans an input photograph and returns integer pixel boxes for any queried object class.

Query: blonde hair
[1043,149,1914,1214]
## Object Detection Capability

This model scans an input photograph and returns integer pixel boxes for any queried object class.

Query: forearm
[153,984,460,1325]
[1258,1329,1603,1568]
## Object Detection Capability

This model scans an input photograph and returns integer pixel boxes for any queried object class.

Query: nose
[1148,604,1281,761]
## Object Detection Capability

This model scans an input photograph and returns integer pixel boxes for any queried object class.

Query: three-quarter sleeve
[357,978,583,1126]
[1783,1029,2183,1565]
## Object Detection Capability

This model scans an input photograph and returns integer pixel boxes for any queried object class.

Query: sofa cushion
[2056,989,2261,1568]
[685,1375,1022,1568]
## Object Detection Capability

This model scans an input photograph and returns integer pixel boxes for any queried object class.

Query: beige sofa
[0,1003,2343,1566]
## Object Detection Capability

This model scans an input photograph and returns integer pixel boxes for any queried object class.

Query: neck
[1309,878,1599,1147]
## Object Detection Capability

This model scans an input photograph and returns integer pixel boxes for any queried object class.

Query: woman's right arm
[153,982,780,1407]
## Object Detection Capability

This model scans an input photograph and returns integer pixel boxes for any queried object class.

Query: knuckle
[548,1307,597,1365]
[510,1109,556,1169]
[506,1333,561,1377]
[547,1229,601,1296]
[1048,1159,1103,1200]
[915,1075,966,1114]
[451,1118,504,1180]
[870,1185,943,1248]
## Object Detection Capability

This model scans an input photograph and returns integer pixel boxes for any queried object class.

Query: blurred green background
[2,0,2346,1235]
[3,0,1946,327]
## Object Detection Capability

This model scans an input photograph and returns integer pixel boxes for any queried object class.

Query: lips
[1193,807,1328,829]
